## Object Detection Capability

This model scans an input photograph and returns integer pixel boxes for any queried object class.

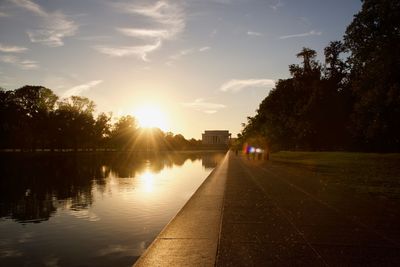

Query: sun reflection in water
[140,170,154,193]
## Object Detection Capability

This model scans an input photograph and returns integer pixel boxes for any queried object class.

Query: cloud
[199,46,211,52]
[247,31,263,36]
[169,48,194,60]
[166,46,210,66]
[117,28,170,39]
[182,98,226,114]
[95,40,161,61]
[19,59,39,69]
[0,55,39,69]
[11,0,78,47]
[270,0,284,11]
[114,0,185,39]
[115,0,184,31]
[220,79,275,92]
[279,30,322,39]
[0,55,17,64]
[11,0,45,15]
[169,46,210,60]
[62,80,103,98]
[107,1,185,59]
[0,43,28,53]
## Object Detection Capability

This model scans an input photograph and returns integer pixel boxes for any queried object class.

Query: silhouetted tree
[1,86,58,150]
[0,86,207,151]
[344,0,400,151]
[55,96,96,150]
[0,88,21,148]
[240,0,399,152]
[240,45,352,151]
[93,112,112,149]
[110,115,138,150]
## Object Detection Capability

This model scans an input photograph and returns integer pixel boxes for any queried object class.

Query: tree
[290,47,321,79]
[13,86,58,149]
[14,85,58,116]
[324,41,348,82]
[344,0,400,151]
[93,113,112,149]
[55,96,96,150]
[239,45,353,151]
[0,88,21,148]
[110,115,138,150]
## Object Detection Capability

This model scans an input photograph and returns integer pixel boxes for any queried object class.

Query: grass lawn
[269,151,400,198]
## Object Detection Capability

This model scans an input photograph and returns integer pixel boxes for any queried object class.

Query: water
[0,151,225,267]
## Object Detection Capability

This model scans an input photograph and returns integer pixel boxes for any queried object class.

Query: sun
[134,104,169,131]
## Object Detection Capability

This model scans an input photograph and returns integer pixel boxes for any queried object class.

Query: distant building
[202,130,231,145]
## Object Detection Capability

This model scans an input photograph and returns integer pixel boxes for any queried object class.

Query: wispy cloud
[0,43,28,53]
[11,0,78,47]
[270,0,284,11]
[220,79,275,92]
[11,0,44,15]
[182,98,226,114]
[0,55,39,69]
[199,46,211,52]
[247,31,263,36]
[170,48,194,60]
[62,80,103,98]
[279,30,322,39]
[117,28,170,39]
[19,59,39,69]
[105,0,185,60]
[115,0,185,36]
[95,40,161,61]
[167,46,210,66]
[0,55,18,64]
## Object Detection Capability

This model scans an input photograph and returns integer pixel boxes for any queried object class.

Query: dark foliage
[0,86,200,151]
[239,0,400,152]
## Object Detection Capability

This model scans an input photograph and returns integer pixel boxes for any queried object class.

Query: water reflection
[0,151,223,224]
[0,151,225,267]
[140,170,155,193]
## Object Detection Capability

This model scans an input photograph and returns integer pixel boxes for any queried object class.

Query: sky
[0,0,362,139]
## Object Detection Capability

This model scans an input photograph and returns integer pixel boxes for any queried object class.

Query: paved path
[135,151,400,266]
[134,152,229,266]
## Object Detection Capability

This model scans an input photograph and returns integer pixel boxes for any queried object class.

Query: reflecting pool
[0,151,225,266]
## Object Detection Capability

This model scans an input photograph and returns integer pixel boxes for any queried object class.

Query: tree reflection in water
[0,151,224,223]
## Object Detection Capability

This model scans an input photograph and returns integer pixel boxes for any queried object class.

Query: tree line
[238,0,400,152]
[0,86,202,151]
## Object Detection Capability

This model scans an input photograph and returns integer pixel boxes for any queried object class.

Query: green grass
[270,151,400,198]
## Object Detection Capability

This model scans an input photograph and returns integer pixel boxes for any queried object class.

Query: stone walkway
[134,152,229,266]
[135,151,400,266]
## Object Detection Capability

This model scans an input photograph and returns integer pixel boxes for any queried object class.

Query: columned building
[202,130,231,145]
